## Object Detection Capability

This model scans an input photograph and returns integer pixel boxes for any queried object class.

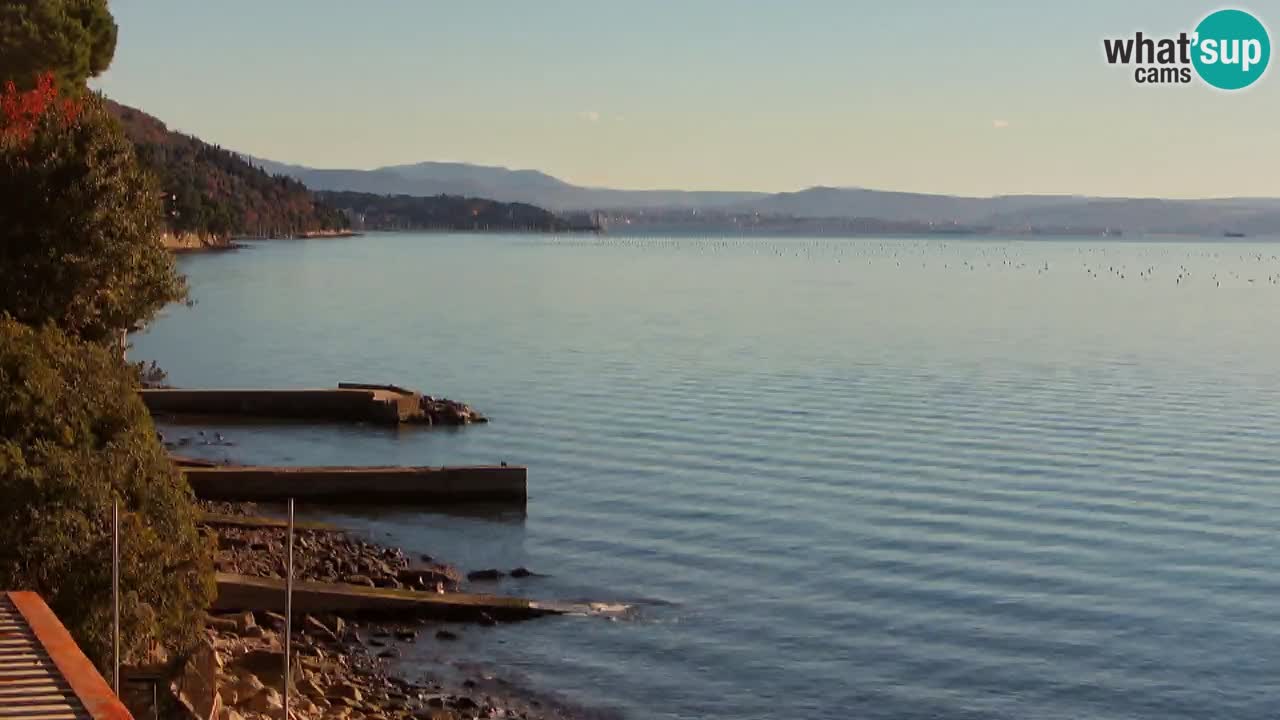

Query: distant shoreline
[163,229,365,253]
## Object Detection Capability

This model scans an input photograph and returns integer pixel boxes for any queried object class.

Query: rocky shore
[413,396,488,427]
[147,502,564,720]
[163,231,242,253]
[211,520,462,592]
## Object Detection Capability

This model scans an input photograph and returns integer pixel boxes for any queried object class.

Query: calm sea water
[134,233,1280,720]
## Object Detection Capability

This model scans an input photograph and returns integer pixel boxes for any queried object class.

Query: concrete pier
[212,573,560,621]
[183,465,527,504]
[141,386,420,425]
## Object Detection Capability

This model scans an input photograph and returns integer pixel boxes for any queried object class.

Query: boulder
[244,687,283,714]
[329,681,364,703]
[231,649,301,687]
[232,673,265,702]
[465,569,503,582]
[299,677,326,699]
[234,611,256,633]
[397,566,461,588]
[305,615,339,642]
[171,637,221,720]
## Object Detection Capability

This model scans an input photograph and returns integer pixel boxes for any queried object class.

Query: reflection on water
[135,233,1280,720]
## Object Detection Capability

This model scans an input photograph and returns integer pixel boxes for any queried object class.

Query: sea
[133,232,1280,720]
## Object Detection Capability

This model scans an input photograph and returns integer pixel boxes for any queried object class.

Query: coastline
[150,499,582,720]
[163,231,244,254]
[162,229,363,254]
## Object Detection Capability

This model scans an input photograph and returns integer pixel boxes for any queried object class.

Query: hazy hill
[107,103,348,238]
[251,157,765,212]
[251,157,1280,235]
[317,190,594,233]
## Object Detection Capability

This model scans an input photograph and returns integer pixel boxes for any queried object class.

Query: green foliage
[0,317,215,670]
[0,0,118,91]
[0,91,186,343]
[108,101,350,238]
[320,190,579,232]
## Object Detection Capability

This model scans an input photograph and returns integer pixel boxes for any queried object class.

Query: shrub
[0,74,186,344]
[0,317,214,669]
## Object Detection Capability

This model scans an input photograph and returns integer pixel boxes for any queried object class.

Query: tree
[0,0,117,91]
[0,317,215,669]
[0,74,186,344]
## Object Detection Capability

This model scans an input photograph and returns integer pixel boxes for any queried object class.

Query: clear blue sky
[94,1,1278,197]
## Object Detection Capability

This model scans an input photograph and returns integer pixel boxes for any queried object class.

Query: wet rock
[378,648,400,659]
[508,567,543,579]
[434,630,458,642]
[397,566,461,589]
[466,569,504,582]
[477,613,497,627]
[394,629,417,642]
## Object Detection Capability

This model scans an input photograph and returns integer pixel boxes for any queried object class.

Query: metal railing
[109,496,299,719]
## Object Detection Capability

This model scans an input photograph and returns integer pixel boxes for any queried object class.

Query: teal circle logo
[1192,9,1271,90]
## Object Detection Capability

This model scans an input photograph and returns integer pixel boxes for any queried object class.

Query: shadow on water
[154,413,474,435]
[318,503,529,524]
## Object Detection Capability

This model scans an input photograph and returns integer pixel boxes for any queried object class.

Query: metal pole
[283,498,294,719]
[112,499,120,697]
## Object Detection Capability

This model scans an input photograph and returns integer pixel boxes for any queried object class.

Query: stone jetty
[140,382,486,427]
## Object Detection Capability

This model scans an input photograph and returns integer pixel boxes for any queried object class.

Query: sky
[95,1,1279,198]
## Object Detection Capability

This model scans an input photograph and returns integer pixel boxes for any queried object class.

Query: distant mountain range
[245,157,1280,236]
[250,157,761,213]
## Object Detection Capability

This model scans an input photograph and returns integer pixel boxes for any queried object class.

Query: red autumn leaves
[1,73,82,144]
